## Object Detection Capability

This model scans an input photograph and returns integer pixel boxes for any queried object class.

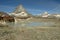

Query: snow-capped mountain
[14,4,26,13]
[11,4,31,18]
[41,12,50,17]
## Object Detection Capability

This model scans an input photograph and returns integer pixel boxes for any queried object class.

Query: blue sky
[0,0,60,15]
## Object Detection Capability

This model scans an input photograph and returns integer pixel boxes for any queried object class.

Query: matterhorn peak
[14,4,26,13]
[11,4,32,19]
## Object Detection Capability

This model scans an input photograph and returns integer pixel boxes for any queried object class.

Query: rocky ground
[0,25,60,40]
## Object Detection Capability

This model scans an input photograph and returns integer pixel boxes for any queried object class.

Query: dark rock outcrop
[0,12,15,22]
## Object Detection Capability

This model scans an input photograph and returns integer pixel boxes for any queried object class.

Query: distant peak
[44,11,48,14]
[18,4,23,9]
[14,4,26,13]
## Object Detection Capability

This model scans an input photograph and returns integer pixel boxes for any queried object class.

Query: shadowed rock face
[3,16,15,22]
[0,12,15,22]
